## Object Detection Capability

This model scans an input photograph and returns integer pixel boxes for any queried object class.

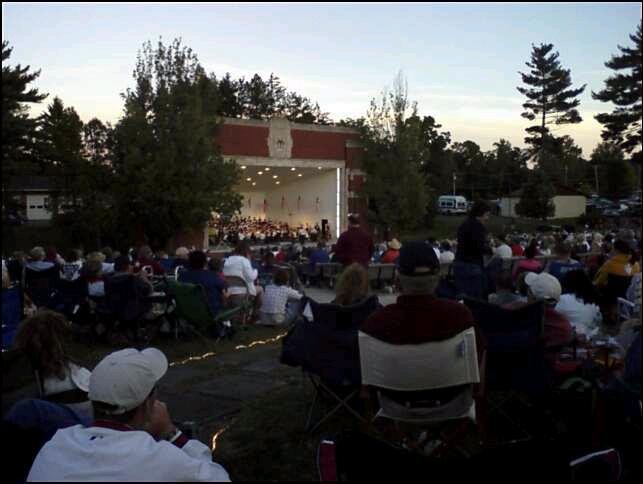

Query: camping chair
[463,297,547,444]
[56,278,88,322]
[166,280,241,340]
[24,266,60,309]
[280,295,380,434]
[358,328,481,456]
[224,275,254,326]
[102,274,154,347]
[2,284,23,351]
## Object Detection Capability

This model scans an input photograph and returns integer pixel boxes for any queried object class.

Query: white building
[500,183,586,219]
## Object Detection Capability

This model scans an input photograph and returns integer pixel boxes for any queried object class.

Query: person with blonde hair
[333,263,371,306]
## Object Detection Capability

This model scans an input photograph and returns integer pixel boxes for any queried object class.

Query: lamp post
[452,173,456,196]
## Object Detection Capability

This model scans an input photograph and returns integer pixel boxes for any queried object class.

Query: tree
[517,43,586,161]
[515,170,556,220]
[361,72,429,234]
[590,142,637,199]
[418,115,453,223]
[538,134,588,187]
[487,139,529,198]
[112,38,242,248]
[592,21,642,154]
[37,97,84,205]
[2,40,48,209]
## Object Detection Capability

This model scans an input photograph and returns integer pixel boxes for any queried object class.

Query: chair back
[367,265,380,283]
[2,285,23,350]
[158,258,174,273]
[605,274,632,302]
[24,266,60,308]
[464,297,546,393]
[56,278,88,318]
[359,328,479,392]
[359,328,479,423]
[281,295,380,386]
[167,280,216,331]
[103,274,150,323]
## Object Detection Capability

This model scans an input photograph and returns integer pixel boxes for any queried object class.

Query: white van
[438,195,468,215]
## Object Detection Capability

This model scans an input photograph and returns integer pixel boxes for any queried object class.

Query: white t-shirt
[27,425,230,482]
[555,293,602,339]
[223,255,258,296]
[494,244,513,259]
[439,251,455,264]
[261,284,302,315]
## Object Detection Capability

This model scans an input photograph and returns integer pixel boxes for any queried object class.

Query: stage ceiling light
[252,182,256,186]
[258,171,263,175]
[298,174,302,177]
[317,166,322,170]
[275,181,280,185]
[272,175,278,179]
[246,178,251,181]
[265,167,270,171]
[241,166,246,170]
[290,167,296,171]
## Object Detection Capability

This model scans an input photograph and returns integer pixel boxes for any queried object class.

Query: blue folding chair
[2,285,24,351]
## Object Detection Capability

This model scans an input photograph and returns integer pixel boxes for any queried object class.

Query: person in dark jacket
[178,250,226,316]
[334,215,374,268]
[453,201,492,299]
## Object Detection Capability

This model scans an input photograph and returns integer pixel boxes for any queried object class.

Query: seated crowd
[2,218,641,481]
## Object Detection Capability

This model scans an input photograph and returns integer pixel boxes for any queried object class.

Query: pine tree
[2,40,48,209]
[515,170,556,220]
[592,22,642,153]
[517,43,586,161]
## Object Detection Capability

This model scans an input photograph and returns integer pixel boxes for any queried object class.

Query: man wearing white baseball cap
[507,272,574,351]
[27,348,230,482]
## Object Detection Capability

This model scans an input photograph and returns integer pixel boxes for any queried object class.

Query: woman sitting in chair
[14,310,93,420]
[594,239,640,288]
[178,250,226,317]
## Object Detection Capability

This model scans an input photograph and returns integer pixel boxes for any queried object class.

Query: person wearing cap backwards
[334,214,375,268]
[27,348,230,482]
[361,241,485,358]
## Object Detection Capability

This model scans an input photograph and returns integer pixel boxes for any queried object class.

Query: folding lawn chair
[167,279,241,340]
[358,328,481,456]
[280,295,380,433]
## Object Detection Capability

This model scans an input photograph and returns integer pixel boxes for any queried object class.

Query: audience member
[60,249,83,282]
[362,241,484,357]
[594,239,641,287]
[512,239,543,282]
[556,270,602,340]
[26,246,56,272]
[453,201,492,299]
[260,269,303,326]
[334,214,374,268]
[505,272,574,352]
[26,348,230,482]
[84,253,106,297]
[547,241,583,283]
[134,246,165,276]
[380,239,401,264]
[439,240,455,264]
[333,263,371,306]
[15,311,93,419]
[510,236,525,257]
[178,250,227,316]
[493,234,513,259]
[488,270,524,306]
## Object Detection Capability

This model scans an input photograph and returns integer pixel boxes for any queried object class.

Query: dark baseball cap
[397,241,440,276]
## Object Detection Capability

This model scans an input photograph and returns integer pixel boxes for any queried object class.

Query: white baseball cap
[88,348,168,414]
[525,272,561,302]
